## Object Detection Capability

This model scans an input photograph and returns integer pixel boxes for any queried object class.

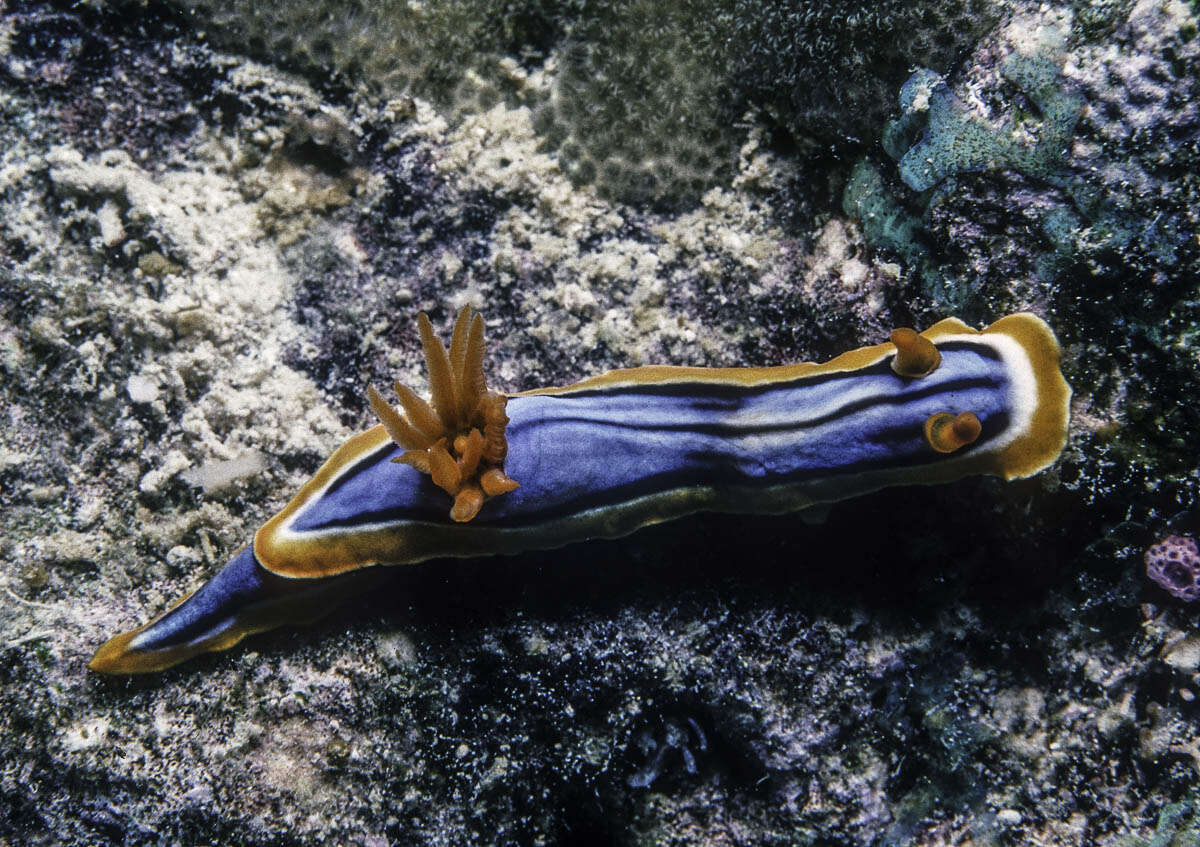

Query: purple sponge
[1145,535,1200,601]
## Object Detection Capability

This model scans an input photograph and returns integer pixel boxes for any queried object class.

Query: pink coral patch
[1145,535,1200,602]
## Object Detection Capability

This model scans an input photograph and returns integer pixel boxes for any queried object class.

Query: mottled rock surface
[2,0,1199,844]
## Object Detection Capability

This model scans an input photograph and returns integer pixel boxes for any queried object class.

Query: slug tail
[89,547,373,674]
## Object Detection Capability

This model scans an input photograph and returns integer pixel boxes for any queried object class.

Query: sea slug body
[91,308,1070,673]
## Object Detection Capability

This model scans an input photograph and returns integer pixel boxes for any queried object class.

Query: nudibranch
[90,307,1070,673]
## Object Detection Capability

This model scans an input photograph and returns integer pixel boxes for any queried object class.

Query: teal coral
[879,46,1184,267]
[840,159,977,315]
[842,160,927,266]
[886,54,1084,194]
[846,34,1193,319]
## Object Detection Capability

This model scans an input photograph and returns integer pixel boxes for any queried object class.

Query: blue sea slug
[91,306,1070,673]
